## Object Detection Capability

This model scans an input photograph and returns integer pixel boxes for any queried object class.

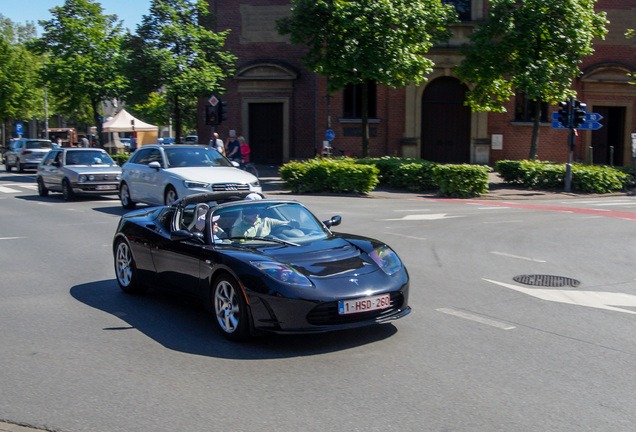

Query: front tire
[16,160,24,173]
[37,178,49,197]
[62,179,75,200]
[114,238,147,294]
[120,182,136,209]
[212,275,250,341]
[164,186,178,206]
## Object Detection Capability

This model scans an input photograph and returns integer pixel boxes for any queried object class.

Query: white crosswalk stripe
[0,184,38,193]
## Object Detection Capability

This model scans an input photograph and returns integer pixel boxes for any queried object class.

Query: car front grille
[306,292,405,326]
[212,183,250,192]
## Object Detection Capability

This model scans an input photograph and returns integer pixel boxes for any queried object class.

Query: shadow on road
[70,279,398,360]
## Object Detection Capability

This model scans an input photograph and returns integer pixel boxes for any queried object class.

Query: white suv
[5,138,54,172]
[119,145,261,209]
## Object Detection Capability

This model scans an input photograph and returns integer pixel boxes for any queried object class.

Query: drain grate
[513,274,580,288]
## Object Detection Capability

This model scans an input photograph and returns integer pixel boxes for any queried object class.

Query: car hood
[166,166,257,183]
[239,237,378,278]
[64,165,122,174]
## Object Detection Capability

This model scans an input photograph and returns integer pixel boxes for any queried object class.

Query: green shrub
[572,164,634,193]
[357,157,437,191]
[111,154,131,166]
[432,164,491,198]
[279,158,379,194]
[496,160,634,193]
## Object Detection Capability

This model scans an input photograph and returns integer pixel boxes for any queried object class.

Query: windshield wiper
[227,236,299,247]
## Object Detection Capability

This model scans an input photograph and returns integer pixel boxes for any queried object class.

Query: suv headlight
[79,175,87,182]
[184,180,210,189]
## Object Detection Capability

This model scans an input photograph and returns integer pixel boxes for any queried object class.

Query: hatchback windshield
[165,147,231,168]
[26,141,53,149]
[65,150,115,165]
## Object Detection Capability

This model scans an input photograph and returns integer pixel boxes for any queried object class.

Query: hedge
[432,164,492,198]
[279,157,379,194]
[495,160,634,193]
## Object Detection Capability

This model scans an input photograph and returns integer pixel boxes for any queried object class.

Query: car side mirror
[323,215,341,228]
[170,230,194,241]
[148,161,161,170]
[231,161,240,167]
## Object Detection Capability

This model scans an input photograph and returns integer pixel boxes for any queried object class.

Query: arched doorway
[421,77,471,163]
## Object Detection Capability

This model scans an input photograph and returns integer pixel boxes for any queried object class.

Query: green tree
[124,0,236,142]
[31,0,127,146]
[0,16,43,146]
[277,0,457,157]
[455,0,608,160]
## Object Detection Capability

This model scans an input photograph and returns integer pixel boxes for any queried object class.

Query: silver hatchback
[4,138,54,172]
[36,148,122,200]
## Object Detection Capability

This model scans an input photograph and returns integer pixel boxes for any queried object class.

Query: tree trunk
[91,99,103,149]
[174,93,182,143]
[528,99,542,160]
[361,79,369,158]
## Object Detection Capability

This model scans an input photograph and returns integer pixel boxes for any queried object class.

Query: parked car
[119,144,261,209]
[5,138,54,172]
[112,191,411,340]
[36,148,122,200]
[184,135,198,144]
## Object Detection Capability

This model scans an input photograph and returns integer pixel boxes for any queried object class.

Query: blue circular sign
[325,129,335,141]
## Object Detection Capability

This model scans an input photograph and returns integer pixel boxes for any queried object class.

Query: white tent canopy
[102,109,157,132]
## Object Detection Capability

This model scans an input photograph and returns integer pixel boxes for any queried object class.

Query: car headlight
[250,261,312,286]
[184,180,210,189]
[369,246,402,275]
[88,175,95,181]
[78,175,87,182]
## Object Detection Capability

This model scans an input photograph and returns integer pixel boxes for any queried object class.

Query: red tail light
[21,151,32,155]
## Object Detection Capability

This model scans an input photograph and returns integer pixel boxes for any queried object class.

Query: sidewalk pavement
[258,165,635,200]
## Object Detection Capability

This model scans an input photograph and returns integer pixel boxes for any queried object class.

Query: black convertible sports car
[113,191,410,340]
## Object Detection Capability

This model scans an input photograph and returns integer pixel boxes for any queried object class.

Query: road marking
[0,186,20,193]
[428,199,636,221]
[490,251,547,263]
[483,278,636,315]
[0,237,26,240]
[437,308,516,330]
[382,231,427,241]
[384,213,463,221]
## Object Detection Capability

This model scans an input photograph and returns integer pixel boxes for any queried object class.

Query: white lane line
[490,251,547,263]
[383,213,463,221]
[0,186,20,193]
[437,308,516,330]
[0,237,26,240]
[382,231,427,241]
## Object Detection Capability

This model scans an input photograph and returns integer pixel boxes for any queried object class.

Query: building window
[443,0,471,21]
[343,81,377,119]
[514,94,549,122]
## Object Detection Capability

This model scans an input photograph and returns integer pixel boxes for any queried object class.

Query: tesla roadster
[113,191,410,340]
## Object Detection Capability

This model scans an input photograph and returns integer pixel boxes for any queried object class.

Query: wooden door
[248,103,284,165]
[590,106,626,166]
[421,77,471,163]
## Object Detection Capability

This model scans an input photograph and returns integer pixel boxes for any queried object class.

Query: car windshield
[26,141,53,149]
[165,147,231,168]
[65,150,115,166]
[210,202,330,245]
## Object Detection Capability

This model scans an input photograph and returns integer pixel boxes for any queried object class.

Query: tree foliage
[278,0,457,157]
[0,15,42,146]
[455,0,608,160]
[125,0,236,141]
[31,0,127,145]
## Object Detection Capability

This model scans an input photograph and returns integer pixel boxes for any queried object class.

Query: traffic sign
[16,123,23,135]
[551,121,569,130]
[209,95,218,107]
[576,121,603,131]
[326,129,335,141]
[584,112,604,122]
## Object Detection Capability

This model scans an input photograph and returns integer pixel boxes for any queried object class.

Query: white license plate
[338,293,391,315]
[96,185,116,190]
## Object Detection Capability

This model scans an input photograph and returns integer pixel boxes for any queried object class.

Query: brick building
[200,0,636,166]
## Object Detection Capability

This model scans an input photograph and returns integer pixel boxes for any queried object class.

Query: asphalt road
[2,168,636,432]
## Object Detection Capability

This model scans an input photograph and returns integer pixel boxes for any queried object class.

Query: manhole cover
[513,274,580,287]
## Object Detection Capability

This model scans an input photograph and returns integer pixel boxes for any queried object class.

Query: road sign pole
[564,96,575,193]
